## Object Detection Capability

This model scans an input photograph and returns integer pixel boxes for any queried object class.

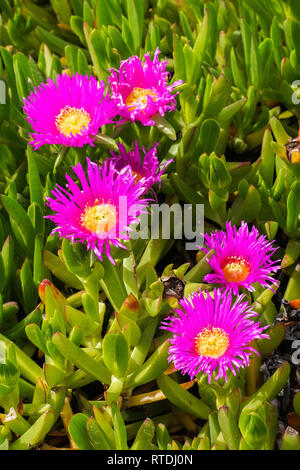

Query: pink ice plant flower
[161,288,269,382]
[111,141,173,192]
[201,221,281,295]
[108,48,183,125]
[23,73,116,149]
[46,158,149,264]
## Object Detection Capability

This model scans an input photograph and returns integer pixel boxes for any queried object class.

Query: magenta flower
[161,288,269,382]
[23,73,116,149]
[108,49,183,125]
[201,221,281,295]
[111,141,173,192]
[46,159,149,264]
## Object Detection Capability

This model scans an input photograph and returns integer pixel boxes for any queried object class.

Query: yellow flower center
[81,201,117,234]
[222,256,250,283]
[125,87,157,111]
[195,327,229,358]
[55,106,91,137]
[290,150,300,163]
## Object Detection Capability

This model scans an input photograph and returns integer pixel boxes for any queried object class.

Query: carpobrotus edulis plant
[108,48,183,125]
[46,158,149,263]
[1,0,300,451]
[23,73,116,149]
[201,221,281,295]
[111,141,173,192]
[161,288,269,382]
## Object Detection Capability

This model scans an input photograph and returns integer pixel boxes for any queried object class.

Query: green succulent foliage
[0,0,298,451]
[67,362,291,450]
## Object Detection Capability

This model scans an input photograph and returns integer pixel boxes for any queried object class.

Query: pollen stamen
[125,87,157,111]
[195,327,229,358]
[56,105,91,137]
[132,170,143,182]
[81,201,117,234]
[221,256,250,283]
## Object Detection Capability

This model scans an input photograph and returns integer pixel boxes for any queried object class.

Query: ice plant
[23,73,116,149]
[201,221,281,295]
[161,288,269,382]
[46,158,149,263]
[108,49,183,125]
[111,141,173,192]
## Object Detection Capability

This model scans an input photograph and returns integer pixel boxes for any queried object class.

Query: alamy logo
[0,80,6,105]
[291,339,300,366]
[130,203,204,250]
[291,80,300,105]
[91,199,205,251]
